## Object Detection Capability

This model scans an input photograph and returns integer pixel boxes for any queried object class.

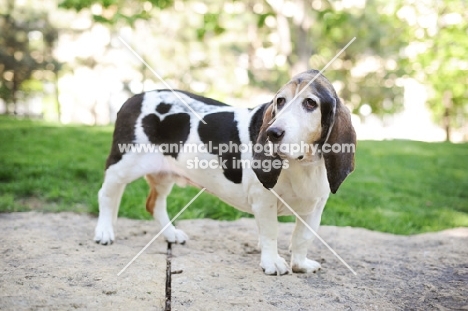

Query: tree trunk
[54,70,61,122]
[265,0,292,59]
[293,24,310,74]
[443,90,452,142]
[12,71,18,115]
[291,0,311,75]
[247,22,257,80]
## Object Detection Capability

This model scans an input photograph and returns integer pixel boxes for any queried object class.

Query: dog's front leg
[252,199,290,275]
[290,198,327,273]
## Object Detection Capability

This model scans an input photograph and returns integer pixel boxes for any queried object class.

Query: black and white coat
[95,70,356,275]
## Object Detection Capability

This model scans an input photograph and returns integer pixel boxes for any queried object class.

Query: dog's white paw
[94,224,115,245]
[163,226,188,244]
[260,255,290,275]
[292,258,321,273]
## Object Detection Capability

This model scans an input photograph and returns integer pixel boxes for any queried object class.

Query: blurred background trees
[0,0,466,141]
[0,0,60,117]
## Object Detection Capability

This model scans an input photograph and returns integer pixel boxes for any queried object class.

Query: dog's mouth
[275,151,321,166]
[275,151,305,161]
[274,151,287,159]
[264,140,311,162]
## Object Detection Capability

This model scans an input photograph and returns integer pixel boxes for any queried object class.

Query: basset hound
[94,69,356,275]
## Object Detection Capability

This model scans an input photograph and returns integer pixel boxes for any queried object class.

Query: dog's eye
[303,98,317,111]
[276,97,286,107]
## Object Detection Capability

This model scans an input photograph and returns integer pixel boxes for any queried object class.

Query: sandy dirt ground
[1,212,467,310]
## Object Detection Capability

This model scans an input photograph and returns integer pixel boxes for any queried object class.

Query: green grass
[1,116,467,234]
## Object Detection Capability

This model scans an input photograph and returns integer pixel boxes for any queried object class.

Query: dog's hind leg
[94,174,125,245]
[145,174,188,244]
[94,153,159,245]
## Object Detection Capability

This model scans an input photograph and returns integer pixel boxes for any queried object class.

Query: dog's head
[253,69,356,193]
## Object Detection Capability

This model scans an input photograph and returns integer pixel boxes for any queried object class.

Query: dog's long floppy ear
[252,102,283,189]
[321,98,356,194]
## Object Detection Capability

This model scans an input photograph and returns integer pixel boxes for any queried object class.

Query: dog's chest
[274,161,330,215]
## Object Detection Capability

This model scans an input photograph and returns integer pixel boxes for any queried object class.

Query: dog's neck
[277,156,329,198]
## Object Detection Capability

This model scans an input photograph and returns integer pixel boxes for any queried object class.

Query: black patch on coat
[156,102,171,114]
[157,89,228,107]
[105,93,144,169]
[250,102,283,189]
[142,113,191,159]
[198,112,242,184]
[249,102,270,144]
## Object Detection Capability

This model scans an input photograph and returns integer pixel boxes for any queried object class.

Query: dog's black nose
[266,127,285,142]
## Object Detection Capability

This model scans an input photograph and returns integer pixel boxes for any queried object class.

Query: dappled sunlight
[1,0,467,138]
[354,78,448,142]
[443,227,468,237]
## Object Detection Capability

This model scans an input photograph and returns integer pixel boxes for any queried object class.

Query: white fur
[273,85,322,161]
[95,89,331,275]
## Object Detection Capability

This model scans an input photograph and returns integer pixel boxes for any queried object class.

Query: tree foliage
[59,0,172,25]
[4,0,467,134]
[409,0,468,133]
[56,0,412,116]
[0,0,60,113]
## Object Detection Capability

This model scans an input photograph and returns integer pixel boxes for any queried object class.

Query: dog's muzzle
[266,127,285,143]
